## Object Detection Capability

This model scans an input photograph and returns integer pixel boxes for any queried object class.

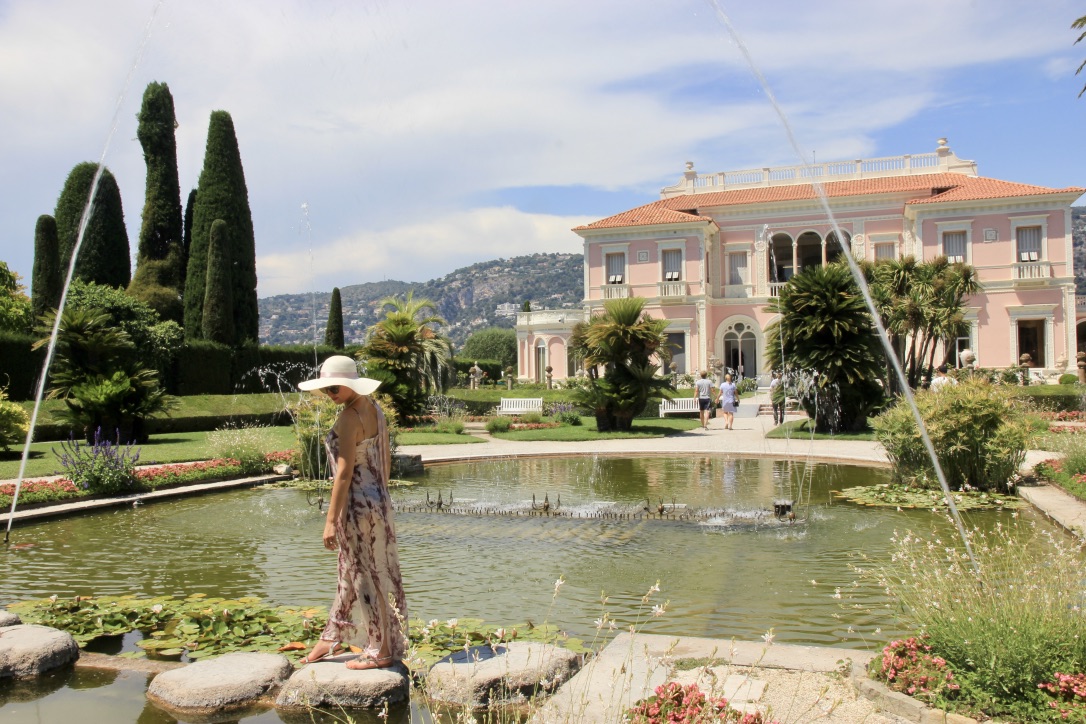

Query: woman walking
[718,373,738,430]
[297,355,408,670]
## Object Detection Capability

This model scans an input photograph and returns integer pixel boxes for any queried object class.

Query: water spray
[5,0,167,544]
[705,0,978,572]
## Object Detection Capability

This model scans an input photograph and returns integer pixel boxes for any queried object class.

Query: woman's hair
[724,373,733,382]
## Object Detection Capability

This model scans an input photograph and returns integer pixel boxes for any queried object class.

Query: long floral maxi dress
[319,405,408,660]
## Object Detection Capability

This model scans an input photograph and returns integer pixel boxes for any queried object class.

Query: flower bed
[1032,458,1086,502]
[510,422,561,431]
[0,451,294,509]
[1047,424,1086,434]
[1038,410,1086,422]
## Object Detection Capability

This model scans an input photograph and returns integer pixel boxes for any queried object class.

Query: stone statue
[469,362,483,390]
[958,349,976,368]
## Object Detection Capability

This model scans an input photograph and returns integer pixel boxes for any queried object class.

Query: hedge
[450,358,504,382]
[1012,384,1086,412]
[2,335,366,400]
[0,332,45,400]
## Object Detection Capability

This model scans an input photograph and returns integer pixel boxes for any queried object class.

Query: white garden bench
[496,398,544,415]
[658,398,701,417]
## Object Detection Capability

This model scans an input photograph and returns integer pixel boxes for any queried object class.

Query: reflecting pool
[1,455,1025,650]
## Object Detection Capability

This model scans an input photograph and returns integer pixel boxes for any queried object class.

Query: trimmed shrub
[201,219,235,345]
[519,411,543,424]
[325,287,344,350]
[31,214,62,321]
[0,386,29,451]
[555,411,582,426]
[54,162,131,289]
[485,416,512,434]
[1012,384,1085,412]
[872,380,1029,493]
[186,111,257,343]
[0,331,45,400]
[434,419,465,435]
[1059,373,1079,385]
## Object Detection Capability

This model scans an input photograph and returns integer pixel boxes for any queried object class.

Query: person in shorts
[695,370,715,430]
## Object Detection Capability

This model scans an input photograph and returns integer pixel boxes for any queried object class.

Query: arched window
[722,322,757,380]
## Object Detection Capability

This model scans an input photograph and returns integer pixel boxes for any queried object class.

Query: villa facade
[516,140,1085,384]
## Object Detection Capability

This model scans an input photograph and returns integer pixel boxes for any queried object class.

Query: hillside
[258,252,583,348]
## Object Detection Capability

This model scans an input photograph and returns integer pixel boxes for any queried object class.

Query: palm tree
[765,263,886,433]
[35,307,174,443]
[1075,14,1086,97]
[571,297,672,431]
[862,256,979,389]
[361,292,452,418]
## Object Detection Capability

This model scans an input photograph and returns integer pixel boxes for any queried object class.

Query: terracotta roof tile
[573,201,713,230]
[576,174,1085,231]
[907,176,1085,204]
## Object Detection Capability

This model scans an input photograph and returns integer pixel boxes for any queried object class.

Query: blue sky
[1,0,1084,297]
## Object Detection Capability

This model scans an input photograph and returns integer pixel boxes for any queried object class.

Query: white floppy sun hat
[298,355,381,396]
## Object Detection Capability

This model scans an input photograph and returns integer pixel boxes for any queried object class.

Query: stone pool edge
[0,472,290,526]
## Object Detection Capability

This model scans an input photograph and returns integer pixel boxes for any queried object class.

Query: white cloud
[0,0,1081,294]
[257,206,593,297]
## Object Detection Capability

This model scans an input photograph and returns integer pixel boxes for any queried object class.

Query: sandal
[345,654,396,671]
[297,642,342,667]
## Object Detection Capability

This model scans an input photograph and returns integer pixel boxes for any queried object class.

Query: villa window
[728,252,748,285]
[1016,225,1042,262]
[605,253,625,284]
[662,249,682,281]
[942,231,966,263]
[874,242,896,261]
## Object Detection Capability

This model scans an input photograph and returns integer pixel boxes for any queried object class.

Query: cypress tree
[201,219,234,345]
[181,188,196,294]
[185,111,257,342]
[31,214,62,321]
[325,287,344,349]
[54,162,131,288]
[129,82,184,321]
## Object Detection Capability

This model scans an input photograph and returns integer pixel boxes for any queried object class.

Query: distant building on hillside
[495,302,518,318]
[516,139,1085,384]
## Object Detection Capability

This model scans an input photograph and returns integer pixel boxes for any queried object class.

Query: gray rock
[146,652,293,715]
[427,642,580,708]
[276,659,410,709]
[0,611,21,627]
[0,624,79,678]
[273,463,293,476]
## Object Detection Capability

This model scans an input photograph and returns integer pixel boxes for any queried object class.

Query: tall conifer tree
[181,188,196,297]
[325,287,344,349]
[201,219,235,345]
[184,111,257,341]
[31,214,62,320]
[129,82,184,322]
[54,162,131,288]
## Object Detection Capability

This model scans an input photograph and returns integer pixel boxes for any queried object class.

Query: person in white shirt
[930,364,957,391]
[694,370,715,430]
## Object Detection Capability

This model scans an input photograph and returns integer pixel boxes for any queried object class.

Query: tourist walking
[769,371,785,425]
[297,355,408,670]
[695,370,715,430]
[718,373,738,430]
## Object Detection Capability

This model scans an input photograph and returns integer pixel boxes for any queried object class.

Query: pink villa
[516,140,1085,384]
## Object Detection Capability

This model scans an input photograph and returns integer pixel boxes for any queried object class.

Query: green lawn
[0,427,298,480]
[764,418,876,441]
[491,416,700,441]
[397,431,483,445]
